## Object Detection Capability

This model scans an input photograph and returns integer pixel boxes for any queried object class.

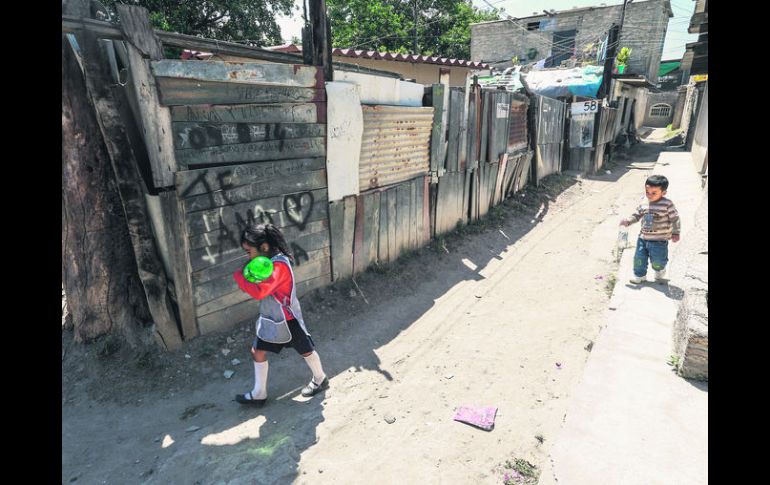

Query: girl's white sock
[251,361,268,399]
[303,351,326,384]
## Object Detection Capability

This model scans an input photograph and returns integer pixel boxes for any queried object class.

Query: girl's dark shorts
[252,319,315,355]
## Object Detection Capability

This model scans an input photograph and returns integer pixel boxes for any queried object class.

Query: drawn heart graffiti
[284,192,314,230]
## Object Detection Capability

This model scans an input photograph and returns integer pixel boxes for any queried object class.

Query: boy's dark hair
[645,175,669,191]
[241,223,294,263]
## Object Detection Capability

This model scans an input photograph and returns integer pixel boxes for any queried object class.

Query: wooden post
[309,0,333,81]
[115,4,176,189]
[69,1,183,350]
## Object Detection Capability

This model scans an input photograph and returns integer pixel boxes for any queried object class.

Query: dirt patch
[63,149,659,484]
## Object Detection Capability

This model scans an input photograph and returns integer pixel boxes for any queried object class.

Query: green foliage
[101,0,295,46]
[326,0,499,59]
[616,47,632,66]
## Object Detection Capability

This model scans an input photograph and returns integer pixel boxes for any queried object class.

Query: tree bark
[62,37,153,346]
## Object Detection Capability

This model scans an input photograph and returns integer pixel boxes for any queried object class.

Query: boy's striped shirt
[625,197,680,241]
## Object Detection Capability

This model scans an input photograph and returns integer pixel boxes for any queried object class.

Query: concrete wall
[326,82,363,202]
[672,188,708,381]
[691,81,708,173]
[330,57,486,87]
[202,53,485,87]
[332,71,425,107]
[671,86,688,129]
[643,91,679,127]
[613,82,650,133]
[471,0,671,82]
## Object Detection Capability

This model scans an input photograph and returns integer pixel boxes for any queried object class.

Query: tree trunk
[62,37,153,346]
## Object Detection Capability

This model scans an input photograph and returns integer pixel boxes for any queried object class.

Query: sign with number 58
[571,100,599,115]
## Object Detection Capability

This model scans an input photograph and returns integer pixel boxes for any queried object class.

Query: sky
[275,0,697,61]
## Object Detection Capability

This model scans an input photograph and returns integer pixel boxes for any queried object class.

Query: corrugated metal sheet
[360,105,433,190]
[536,96,567,144]
[533,95,566,184]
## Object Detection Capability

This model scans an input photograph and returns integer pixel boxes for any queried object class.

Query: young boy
[620,175,681,284]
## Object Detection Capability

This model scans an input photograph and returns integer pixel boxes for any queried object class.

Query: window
[527,21,540,31]
[650,103,672,117]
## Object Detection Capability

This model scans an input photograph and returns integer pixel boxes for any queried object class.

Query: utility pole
[413,0,418,54]
[304,0,332,81]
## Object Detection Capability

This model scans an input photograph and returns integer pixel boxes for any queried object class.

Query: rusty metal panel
[359,105,433,190]
[508,98,529,153]
[487,90,511,164]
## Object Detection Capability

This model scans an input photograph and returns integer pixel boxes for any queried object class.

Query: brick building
[471,0,673,84]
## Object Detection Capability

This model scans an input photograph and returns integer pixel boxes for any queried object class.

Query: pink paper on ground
[453,406,498,431]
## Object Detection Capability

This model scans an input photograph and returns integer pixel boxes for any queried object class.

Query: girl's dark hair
[241,223,294,263]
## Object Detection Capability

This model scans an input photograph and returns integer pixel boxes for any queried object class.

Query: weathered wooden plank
[152,60,320,87]
[387,188,397,262]
[422,177,431,245]
[170,103,321,123]
[189,226,330,273]
[192,246,331,287]
[173,122,326,150]
[478,164,488,218]
[434,176,446,235]
[196,297,261,334]
[160,191,199,339]
[480,92,491,164]
[183,169,327,212]
[482,163,491,216]
[328,196,356,281]
[156,77,325,106]
[445,172,453,231]
[341,196,357,280]
[502,152,518,198]
[409,178,418,251]
[115,7,177,189]
[363,191,380,268]
[458,79,471,171]
[451,171,460,229]
[189,217,328,251]
[175,137,326,167]
[466,90,478,171]
[455,171,465,230]
[296,272,332,298]
[378,189,390,263]
[396,182,411,255]
[194,256,332,311]
[76,19,182,349]
[352,195,366,275]
[186,190,328,236]
[439,173,458,234]
[473,168,480,222]
[489,162,499,210]
[328,200,345,281]
[494,153,508,206]
[195,290,251,319]
[414,176,424,247]
[478,163,489,219]
[429,84,445,174]
[446,89,463,172]
[177,157,326,197]
[462,168,471,225]
[428,182,438,238]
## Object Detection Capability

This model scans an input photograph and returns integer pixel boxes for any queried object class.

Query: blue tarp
[478,65,604,99]
[522,65,604,99]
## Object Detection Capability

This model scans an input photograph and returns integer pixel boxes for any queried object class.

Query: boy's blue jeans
[633,238,668,277]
